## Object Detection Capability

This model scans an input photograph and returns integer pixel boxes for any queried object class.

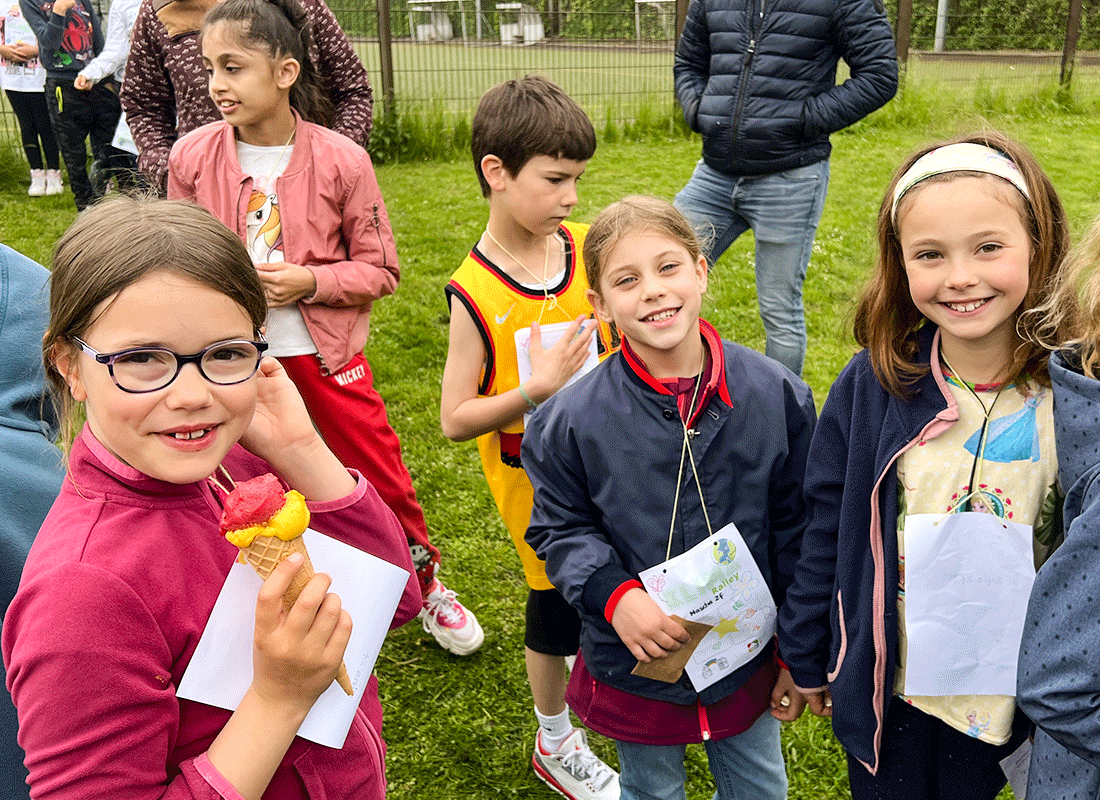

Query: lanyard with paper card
[902,511,1035,697]
[639,522,777,691]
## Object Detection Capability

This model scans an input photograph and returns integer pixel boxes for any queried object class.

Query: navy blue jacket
[524,335,815,706]
[777,326,960,774]
[674,0,898,177]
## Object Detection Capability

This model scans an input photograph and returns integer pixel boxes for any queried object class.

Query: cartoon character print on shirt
[963,387,1045,464]
[246,189,283,262]
[38,0,95,65]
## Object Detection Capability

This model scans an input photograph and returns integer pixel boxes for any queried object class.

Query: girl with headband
[777,131,1070,799]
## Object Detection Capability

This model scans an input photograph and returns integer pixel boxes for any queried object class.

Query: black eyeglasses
[73,337,269,393]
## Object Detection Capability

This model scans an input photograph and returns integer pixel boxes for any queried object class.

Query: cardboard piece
[630,616,714,683]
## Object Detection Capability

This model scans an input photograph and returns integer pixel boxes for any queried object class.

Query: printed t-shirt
[237,138,316,358]
[894,370,1058,745]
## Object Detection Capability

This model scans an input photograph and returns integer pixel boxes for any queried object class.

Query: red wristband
[604,579,644,624]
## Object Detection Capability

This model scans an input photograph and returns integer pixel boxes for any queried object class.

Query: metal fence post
[895,0,912,72]
[1061,0,1083,87]
[376,0,396,117]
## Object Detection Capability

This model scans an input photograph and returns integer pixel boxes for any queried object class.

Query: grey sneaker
[532,729,620,800]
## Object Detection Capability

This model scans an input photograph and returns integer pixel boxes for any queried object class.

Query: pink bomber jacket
[168,117,400,375]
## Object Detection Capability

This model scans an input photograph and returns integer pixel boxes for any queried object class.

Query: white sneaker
[28,169,46,196]
[45,169,63,195]
[418,578,484,655]
[532,729,620,800]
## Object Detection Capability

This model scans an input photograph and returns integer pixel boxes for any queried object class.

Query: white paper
[177,528,410,749]
[1000,738,1031,800]
[514,320,599,422]
[903,512,1035,697]
[639,522,776,691]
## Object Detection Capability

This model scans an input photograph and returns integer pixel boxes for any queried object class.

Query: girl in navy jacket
[778,132,1069,800]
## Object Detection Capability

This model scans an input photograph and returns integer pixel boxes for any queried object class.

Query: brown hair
[202,0,333,127]
[44,195,267,451]
[1032,212,1100,377]
[584,195,703,296]
[471,75,596,198]
[852,131,1069,398]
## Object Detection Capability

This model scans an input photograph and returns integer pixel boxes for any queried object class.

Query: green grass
[4,107,1100,799]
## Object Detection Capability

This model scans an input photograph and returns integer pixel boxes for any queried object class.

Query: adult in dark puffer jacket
[673,0,897,376]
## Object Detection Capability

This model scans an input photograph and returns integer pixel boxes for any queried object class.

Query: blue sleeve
[522,398,632,618]
[18,0,56,53]
[800,0,898,138]
[1017,463,1100,766]
[777,359,857,690]
[770,374,817,607]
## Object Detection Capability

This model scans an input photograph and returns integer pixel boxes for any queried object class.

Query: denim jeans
[614,710,787,800]
[674,158,830,376]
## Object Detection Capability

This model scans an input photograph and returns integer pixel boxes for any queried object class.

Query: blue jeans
[614,711,787,800]
[674,159,830,376]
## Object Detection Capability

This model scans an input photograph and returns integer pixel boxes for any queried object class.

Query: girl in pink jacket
[3,195,421,799]
[168,0,482,658]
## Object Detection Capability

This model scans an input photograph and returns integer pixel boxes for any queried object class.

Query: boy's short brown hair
[471,75,596,198]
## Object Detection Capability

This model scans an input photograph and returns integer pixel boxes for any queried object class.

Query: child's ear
[481,155,507,194]
[586,288,613,324]
[695,254,708,294]
[275,56,300,91]
[50,342,87,402]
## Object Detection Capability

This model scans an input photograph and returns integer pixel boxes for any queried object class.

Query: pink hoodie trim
[864,331,958,775]
[193,754,248,800]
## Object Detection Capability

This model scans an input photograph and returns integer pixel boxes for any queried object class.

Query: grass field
[2,104,1100,798]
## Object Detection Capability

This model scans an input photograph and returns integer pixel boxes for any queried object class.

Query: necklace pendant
[546,293,558,310]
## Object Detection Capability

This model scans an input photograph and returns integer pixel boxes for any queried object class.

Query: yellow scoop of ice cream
[224,490,309,548]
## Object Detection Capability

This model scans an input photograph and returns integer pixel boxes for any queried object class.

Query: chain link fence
[0,0,1094,151]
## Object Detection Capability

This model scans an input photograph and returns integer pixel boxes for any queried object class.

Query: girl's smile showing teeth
[943,298,991,313]
[643,308,679,323]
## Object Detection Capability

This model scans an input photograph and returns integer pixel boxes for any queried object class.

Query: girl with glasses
[2,195,420,800]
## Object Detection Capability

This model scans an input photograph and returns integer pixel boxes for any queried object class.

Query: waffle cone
[239,534,354,695]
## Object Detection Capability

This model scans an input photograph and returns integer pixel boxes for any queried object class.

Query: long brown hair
[852,131,1069,398]
[44,195,267,453]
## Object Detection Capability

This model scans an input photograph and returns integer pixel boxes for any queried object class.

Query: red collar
[620,319,732,426]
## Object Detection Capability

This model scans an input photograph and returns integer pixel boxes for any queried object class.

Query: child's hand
[250,553,353,711]
[241,357,356,501]
[770,668,807,721]
[525,315,596,403]
[611,587,691,662]
[801,687,833,717]
[240,357,321,461]
[51,0,75,15]
[74,74,91,90]
[255,261,317,307]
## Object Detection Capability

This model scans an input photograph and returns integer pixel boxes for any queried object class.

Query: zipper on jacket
[730,0,767,144]
[371,202,388,269]
[697,700,711,741]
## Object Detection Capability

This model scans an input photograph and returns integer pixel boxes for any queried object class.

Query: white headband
[891,142,1031,223]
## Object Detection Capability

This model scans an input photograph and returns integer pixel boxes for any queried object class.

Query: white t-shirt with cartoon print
[237,140,316,358]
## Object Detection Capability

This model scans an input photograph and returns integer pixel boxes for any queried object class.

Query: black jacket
[674,0,898,177]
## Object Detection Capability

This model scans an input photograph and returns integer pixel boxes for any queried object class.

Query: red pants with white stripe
[279,353,439,597]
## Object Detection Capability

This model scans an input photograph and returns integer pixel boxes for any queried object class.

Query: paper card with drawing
[177,528,411,749]
[514,320,600,422]
[638,522,776,691]
[903,512,1035,697]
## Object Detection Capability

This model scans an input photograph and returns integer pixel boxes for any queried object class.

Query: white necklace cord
[255,125,296,195]
[485,228,559,323]
[665,346,713,561]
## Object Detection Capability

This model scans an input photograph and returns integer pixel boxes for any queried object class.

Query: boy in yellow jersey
[440,76,619,800]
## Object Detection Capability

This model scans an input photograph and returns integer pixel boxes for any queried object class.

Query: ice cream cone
[223,476,354,696]
[238,534,353,695]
